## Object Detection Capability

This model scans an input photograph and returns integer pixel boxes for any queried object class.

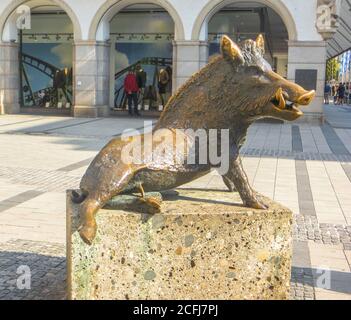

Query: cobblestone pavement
[0,166,81,192]
[293,215,351,249]
[0,111,350,300]
[0,240,65,300]
[290,267,315,300]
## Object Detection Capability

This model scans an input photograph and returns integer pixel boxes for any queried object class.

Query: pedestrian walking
[345,82,350,105]
[158,68,170,109]
[136,64,147,109]
[332,84,338,104]
[324,82,331,104]
[124,70,140,116]
[337,83,345,105]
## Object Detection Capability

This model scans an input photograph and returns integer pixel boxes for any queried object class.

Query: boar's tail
[71,189,88,204]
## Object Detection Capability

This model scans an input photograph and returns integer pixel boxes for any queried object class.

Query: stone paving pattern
[0,240,66,300]
[0,105,351,300]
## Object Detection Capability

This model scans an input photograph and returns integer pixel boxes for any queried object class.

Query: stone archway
[83,0,186,117]
[191,0,297,42]
[191,0,326,121]
[88,0,185,41]
[0,0,81,115]
[0,0,82,42]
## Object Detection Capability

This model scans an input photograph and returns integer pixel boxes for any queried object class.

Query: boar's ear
[220,35,245,65]
[256,34,265,55]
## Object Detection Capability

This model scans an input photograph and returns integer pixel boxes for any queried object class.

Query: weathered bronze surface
[73,35,315,245]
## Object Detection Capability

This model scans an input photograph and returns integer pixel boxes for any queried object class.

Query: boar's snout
[263,79,315,122]
[297,90,315,106]
[280,76,316,106]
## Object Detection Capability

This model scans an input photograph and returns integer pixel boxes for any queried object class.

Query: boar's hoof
[140,196,162,214]
[244,197,268,210]
[79,224,97,245]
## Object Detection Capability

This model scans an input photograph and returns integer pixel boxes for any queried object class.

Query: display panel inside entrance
[114,42,173,113]
[19,10,73,110]
[112,7,174,114]
[21,42,73,109]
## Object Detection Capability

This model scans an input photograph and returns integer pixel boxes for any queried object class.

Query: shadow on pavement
[0,250,66,300]
[292,266,351,295]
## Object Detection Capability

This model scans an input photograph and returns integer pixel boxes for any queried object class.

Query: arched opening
[193,0,297,41]
[193,0,324,119]
[207,2,290,78]
[20,5,74,112]
[94,2,179,115]
[2,1,77,113]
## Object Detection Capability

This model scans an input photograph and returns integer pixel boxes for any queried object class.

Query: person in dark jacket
[124,70,140,116]
[324,82,331,104]
[337,83,345,105]
[136,64,147,109]
[158,68,170,108]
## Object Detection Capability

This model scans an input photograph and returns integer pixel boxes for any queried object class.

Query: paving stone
[292,216,350,244]
[290,267,316,300]
[0,240,65,300]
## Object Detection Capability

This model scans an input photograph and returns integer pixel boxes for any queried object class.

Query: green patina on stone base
[67,189,293,300]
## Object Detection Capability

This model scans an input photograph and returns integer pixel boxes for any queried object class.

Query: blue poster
[114,42,173,108]
[21,43,73,107]
[115,42,172,84]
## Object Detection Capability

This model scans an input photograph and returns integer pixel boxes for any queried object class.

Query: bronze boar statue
[73,35,315,245]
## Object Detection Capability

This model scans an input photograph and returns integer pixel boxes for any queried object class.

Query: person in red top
[124,70,140,116]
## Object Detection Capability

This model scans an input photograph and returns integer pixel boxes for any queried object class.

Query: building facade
[327,49,351,83]
[0,0,349,120]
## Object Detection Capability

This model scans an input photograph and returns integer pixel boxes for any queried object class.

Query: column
[172,40,209,91]
[287,41,327,122]
[0,42,20,114]
[73,41,110,117]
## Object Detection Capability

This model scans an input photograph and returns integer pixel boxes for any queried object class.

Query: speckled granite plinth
[67,189,293,300]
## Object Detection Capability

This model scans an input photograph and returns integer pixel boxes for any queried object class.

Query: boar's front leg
[227,157,267,210]
[78,170,134,245]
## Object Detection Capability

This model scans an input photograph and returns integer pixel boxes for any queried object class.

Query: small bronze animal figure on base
[73,35,315,245]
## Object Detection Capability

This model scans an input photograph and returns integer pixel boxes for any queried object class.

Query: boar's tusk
[275,88,286,109]
[279,93,286,109]
[275,88,281,101]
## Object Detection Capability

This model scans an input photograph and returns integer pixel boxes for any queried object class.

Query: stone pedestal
[172,40,209,91]
[288,41,327,123]
[0,42,20,114]
[67,189,293,300]
[73,41,110,117]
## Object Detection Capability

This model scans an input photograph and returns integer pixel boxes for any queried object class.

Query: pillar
[288,41,327,122]
[0,42,20,114]
[73,41,110,118]
[172,40,209,91]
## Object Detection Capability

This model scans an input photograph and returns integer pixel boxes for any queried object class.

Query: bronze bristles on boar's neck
[156,55,270,132]
[157,34,315,131]
[74,35,315,245]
